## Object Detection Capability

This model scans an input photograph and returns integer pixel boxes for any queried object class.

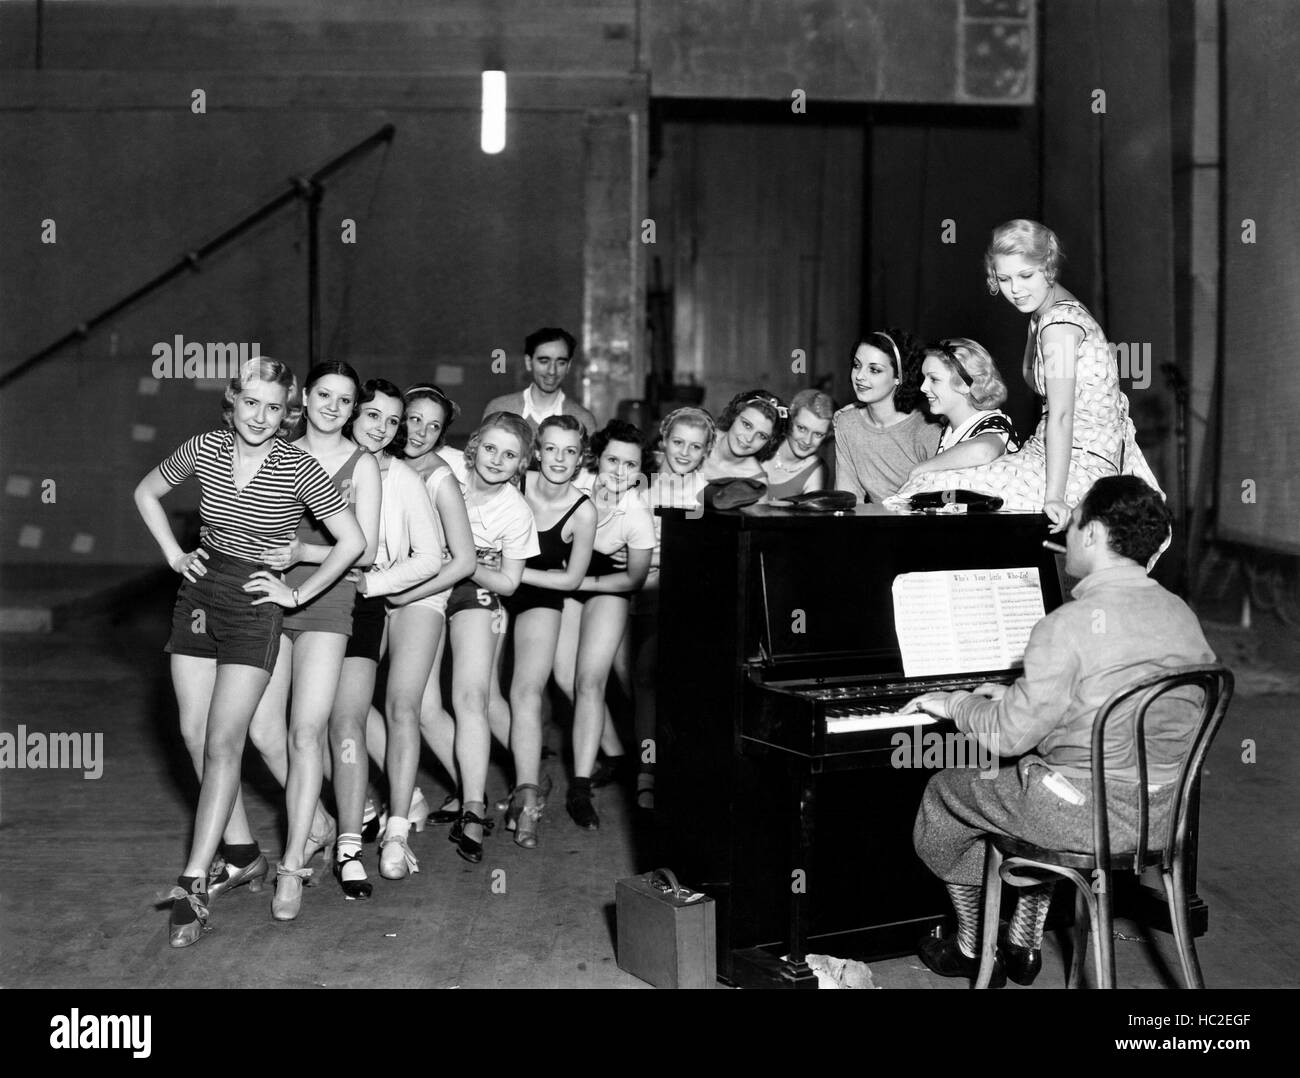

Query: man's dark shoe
[918,933,1006,988]
[998,930,1043,986]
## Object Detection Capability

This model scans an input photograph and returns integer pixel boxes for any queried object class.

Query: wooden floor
[1,582,1297,990]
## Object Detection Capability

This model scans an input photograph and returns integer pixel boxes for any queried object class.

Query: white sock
[384,816,411,843]
[336,834,365,882]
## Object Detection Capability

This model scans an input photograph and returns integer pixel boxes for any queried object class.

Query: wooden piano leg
[781,770,817,985]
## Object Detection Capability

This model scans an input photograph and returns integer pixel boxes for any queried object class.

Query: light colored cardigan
[362,458,443,597]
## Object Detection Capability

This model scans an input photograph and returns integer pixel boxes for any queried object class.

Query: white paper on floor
[804,953,879,989]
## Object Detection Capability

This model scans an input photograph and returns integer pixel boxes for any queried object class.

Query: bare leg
[330,655,378,842]
[450,608,497,845]
[172,654,256,847]
[385,605,441,820]
[486,608,513,751]
[247,644,291,786]
[365,704,387,768]
[417,625,458,793]
[281,632,348,871]
[509,607,562,790]
[179,662,273,878]
[572,597,630,780]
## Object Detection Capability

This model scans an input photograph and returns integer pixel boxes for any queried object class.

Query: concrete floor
[1,581,1296,990]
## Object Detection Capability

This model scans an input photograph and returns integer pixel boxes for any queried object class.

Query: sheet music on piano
[891,567,1045,679]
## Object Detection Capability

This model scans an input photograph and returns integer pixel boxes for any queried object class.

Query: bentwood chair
[974,663,1234,989]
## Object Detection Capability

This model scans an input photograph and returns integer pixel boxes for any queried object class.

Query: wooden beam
[0,71,648,114]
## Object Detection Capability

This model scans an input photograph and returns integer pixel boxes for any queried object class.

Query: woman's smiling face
[230,378,288,447]
[403,398,447,460]
[920,356,968,419]
[538,427,584,484]
[304,374,356,435]
[726,407,775,458]
[597,438,643,495]
[993,252,1053,315]
[663,421,710,475]
[851,342,898,405]
[353,391,403,454]
[474,426,524,484]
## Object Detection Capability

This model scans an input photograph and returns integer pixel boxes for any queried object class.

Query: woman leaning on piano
[890,218,1162,530]
[833,328,940,504]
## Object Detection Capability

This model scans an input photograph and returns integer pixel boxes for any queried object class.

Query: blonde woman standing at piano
[892,219,1160,530]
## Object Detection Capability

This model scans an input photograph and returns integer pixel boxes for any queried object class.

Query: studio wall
[1218,0,1300,554]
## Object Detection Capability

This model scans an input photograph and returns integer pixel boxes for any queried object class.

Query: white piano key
[826,713,939,734]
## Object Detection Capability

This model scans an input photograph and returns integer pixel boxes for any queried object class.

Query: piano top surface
[659,504,1050,530]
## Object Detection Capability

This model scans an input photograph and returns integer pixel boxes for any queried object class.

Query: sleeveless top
[940,410,1021,453]
[528,494,590,571]
[293,445,365,544]
[764,457,823,499]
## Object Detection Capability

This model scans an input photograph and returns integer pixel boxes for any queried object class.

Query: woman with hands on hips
[133,356,364,949]
[247,360,381,924]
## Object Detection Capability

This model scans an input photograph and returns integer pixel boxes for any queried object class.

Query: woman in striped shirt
[252,361,381,922]
[134,356,365,948]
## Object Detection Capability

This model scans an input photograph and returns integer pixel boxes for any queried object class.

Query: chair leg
[1164,862,1205,989]
[1096,870,1115,989]
[1069,886,1089,989]
[974,843,1004,989]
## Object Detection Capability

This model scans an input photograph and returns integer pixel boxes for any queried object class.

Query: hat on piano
[781,490,859,512]
[703,477,767,510]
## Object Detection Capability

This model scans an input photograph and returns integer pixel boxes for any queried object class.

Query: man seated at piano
[901,476,1214,986]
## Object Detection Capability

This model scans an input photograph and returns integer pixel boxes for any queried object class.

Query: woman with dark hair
[502,414,596,847]
[699,390,788,481]
[403,382,468,482]
[250,360,382,921]
[363,384,477,842]
[325,379,445,894]
[134,356,365,947]
[892,220,1162,529]
[834,328,939,504]
[554,420,655,830]
[906,338,1021,478]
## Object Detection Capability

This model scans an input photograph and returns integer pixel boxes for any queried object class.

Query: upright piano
[656,502,1208,988]
[656,504,1068,988]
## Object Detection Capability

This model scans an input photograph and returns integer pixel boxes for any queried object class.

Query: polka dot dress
[893,300,1161,511]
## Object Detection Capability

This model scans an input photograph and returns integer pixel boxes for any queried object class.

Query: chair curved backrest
[1089,664,1234,876]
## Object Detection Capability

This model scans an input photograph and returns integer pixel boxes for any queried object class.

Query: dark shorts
[345,593,388,662]
[281,562,356,639]
[571,579,632,605]
[165,548,283,673]
[507,583,567,614]
[447,579,503,619]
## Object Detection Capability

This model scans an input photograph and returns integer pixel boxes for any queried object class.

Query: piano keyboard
[825,704,939,734]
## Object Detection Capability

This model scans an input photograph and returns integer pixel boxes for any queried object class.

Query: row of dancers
[136,217,1160,947]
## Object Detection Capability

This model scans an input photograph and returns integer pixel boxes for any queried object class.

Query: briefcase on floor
[615,868,717,989]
